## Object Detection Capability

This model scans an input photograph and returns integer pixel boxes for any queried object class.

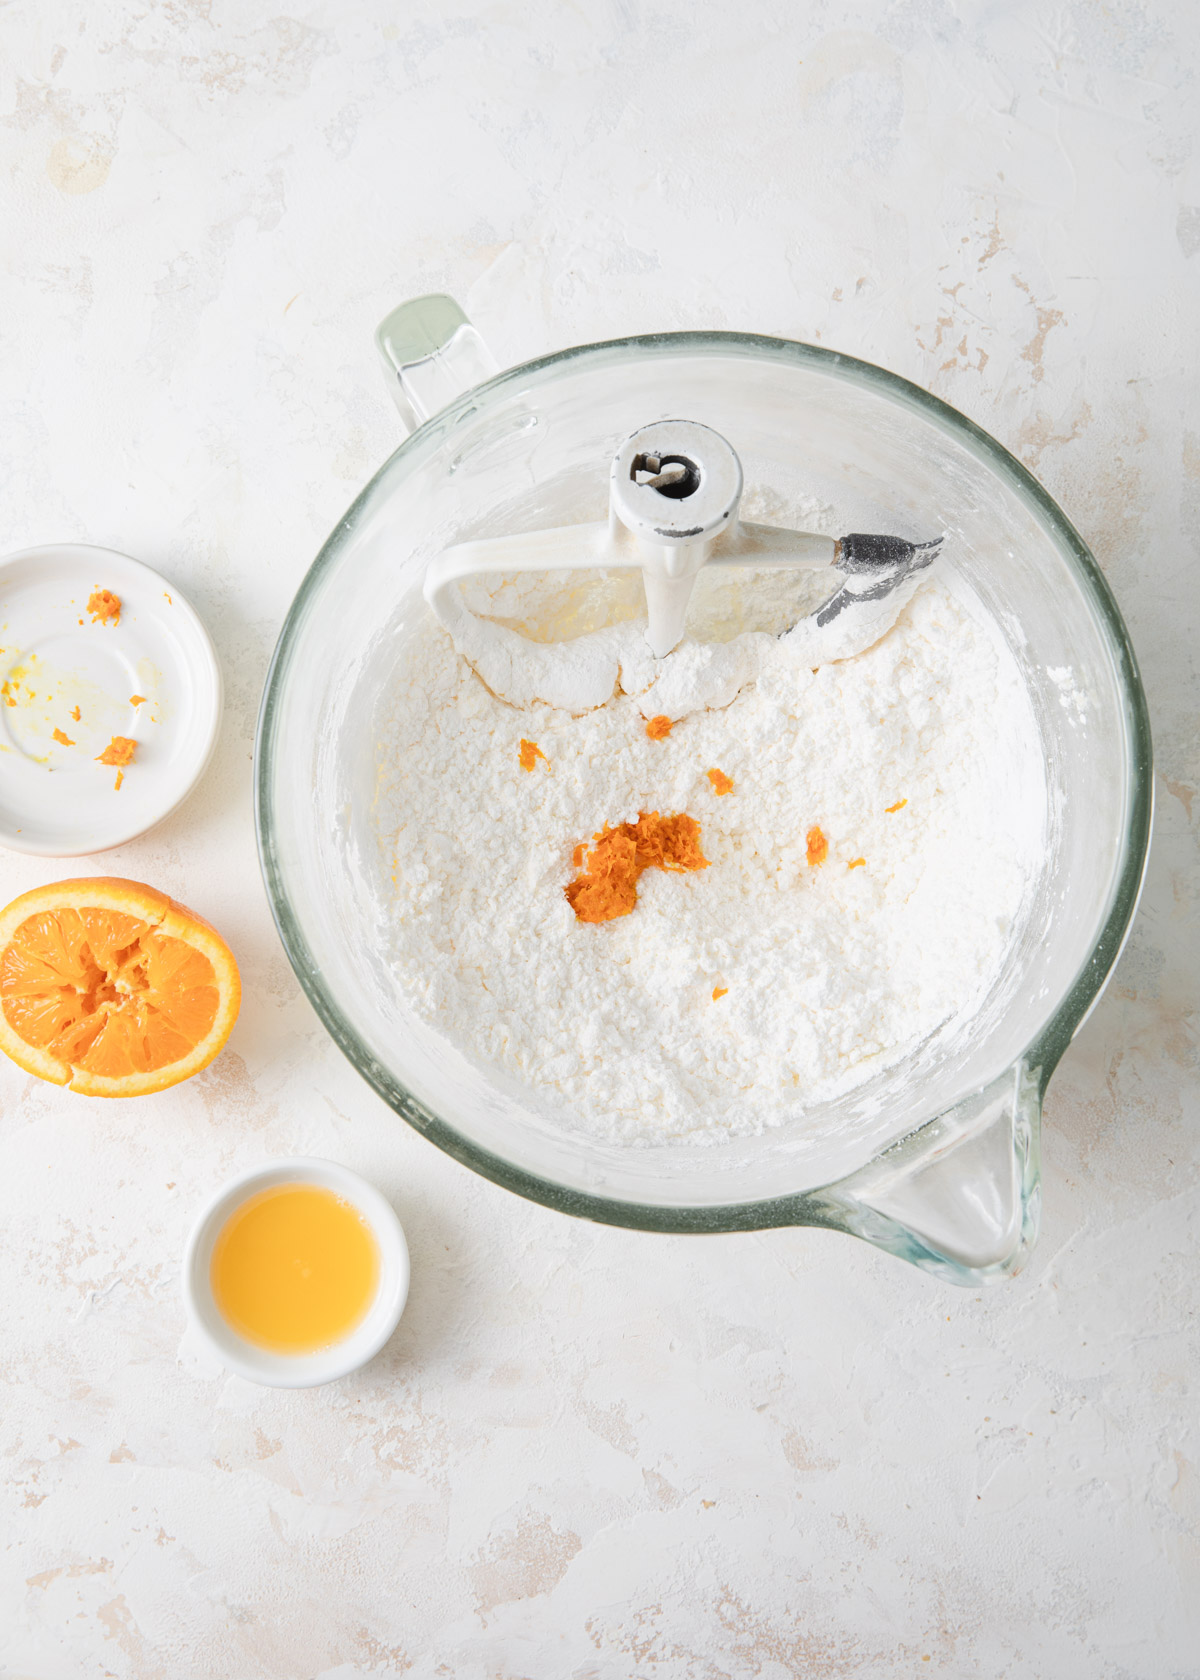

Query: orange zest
[70,705,81,722]
[566,812,709,924]
[96,736,135,768]
[52,728,75,746]
[87,588,121,627]
[712,986,728,1002]
[706,768,733,796]
[130,694,147,707]
[518,738,547,772]
[114,771,124,792]
[847,857,866,870]
[885,798,908,813]
[0,877,241,1097]
[806,825,829,866]
[645,715,674,740]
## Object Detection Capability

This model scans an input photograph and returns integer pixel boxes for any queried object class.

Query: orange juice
[211,1183,379,1354]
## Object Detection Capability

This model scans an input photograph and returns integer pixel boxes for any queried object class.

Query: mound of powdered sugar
[374,576,1044,1145]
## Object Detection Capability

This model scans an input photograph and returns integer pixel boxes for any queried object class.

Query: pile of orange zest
[52,729,74,747]
[565,811,709,924]
[130,694,147,707]
[707,768,733,796]
[645,715,674,740]
[885,798,907,812]
[847,857,866,870]
[712,986,728,1001]
[806,825,829,866]
[69,705,81,721]
[518,738,547,772]
[96,736,136,768]
[87,588,121,627]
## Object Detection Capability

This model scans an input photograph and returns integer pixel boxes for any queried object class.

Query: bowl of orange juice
[182,1158,410,1387]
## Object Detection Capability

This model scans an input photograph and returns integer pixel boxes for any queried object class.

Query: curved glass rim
[255,330,1153,1233]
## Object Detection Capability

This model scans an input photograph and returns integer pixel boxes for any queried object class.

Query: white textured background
[1,2,1198,1675]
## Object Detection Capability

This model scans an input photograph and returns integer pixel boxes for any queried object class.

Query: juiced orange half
[0,877,240,1096]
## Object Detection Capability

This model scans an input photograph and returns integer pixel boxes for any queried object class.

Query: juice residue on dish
[210,1183,379,1354]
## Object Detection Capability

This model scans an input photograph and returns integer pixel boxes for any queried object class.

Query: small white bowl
[182,1158,410,1388]
[0,542,222,855]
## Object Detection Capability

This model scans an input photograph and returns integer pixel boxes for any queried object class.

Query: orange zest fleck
[130,694,147,707]
[518,739,547,772]
[712,986,728,1002]
[114,771,124,791]
[87,588,121,627]
[706,768,733,796]
[70,705,81,722]
[885,798,907,813]
[571,842,585,869]
[1,683,14,708]
[645,715,674,740]
[847,857,866,870]
[566,812,709,924]
[96,736,136,768]
[52,728,75,746]
[806,825,829,866]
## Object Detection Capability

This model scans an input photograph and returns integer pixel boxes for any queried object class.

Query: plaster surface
[0,2,1197,1676]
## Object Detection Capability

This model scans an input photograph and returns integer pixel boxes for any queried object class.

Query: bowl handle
[374,294,499,435]
[807,1062,1043,1286]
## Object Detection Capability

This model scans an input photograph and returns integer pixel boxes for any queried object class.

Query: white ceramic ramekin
[182,1157,410,1388]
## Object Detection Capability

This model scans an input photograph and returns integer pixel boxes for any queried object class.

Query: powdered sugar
[374,575,1044,1145]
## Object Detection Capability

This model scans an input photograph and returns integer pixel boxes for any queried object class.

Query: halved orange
[0,877,240,1097]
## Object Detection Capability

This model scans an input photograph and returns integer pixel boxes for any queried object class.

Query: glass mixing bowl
[256,297,1151,1286]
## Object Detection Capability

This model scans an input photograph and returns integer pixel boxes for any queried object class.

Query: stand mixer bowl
[255,297,1151,1286]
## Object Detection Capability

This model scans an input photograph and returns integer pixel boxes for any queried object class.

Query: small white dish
[182,1157,410,1389]
[0,542,222,855]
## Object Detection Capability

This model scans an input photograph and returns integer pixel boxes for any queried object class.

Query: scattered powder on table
[87,588,121,626]
[375,575,1044,1145]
